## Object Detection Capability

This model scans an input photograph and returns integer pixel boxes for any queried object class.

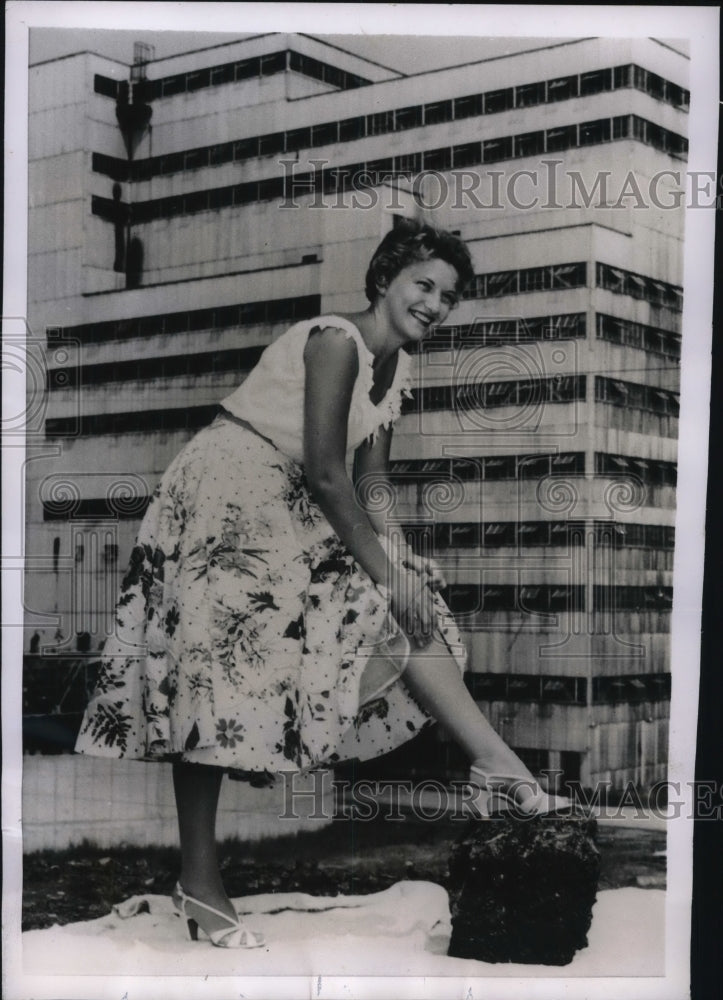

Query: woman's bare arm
[303,326,391,587]
[303,327,436,642]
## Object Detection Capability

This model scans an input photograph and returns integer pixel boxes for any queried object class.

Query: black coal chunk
[447,814,600,965]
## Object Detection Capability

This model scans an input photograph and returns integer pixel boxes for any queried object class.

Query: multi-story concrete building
[25,32,688,793]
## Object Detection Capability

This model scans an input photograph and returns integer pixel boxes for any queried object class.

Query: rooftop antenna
[131,42,155,83]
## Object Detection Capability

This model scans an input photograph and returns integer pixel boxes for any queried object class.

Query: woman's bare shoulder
[303,322,359,370]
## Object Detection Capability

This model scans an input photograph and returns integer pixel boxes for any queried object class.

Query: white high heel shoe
[468,766,580,818]
[172,882,265,948]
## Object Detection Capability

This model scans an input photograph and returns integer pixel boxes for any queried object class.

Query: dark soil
[22,816,666,932]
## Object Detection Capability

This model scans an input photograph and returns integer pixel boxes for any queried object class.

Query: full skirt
[75,415,467,775]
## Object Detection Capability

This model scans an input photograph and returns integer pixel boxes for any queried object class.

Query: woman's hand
[390,566,439,649]
[400,548,446,592]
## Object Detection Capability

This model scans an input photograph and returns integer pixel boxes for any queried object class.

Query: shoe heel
[171,880,264,949]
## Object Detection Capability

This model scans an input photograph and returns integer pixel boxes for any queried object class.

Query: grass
[22,815,667,932]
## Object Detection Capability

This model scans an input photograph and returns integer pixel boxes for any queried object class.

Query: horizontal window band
[93,50,370,105]
[91,61,689,181]
[443,583,673,614]
[389,451,675,488]
[467,671,671,704]
[595,375,679,416]
[596,313,681,358]
[46,295,320,346]
[42,373,679,435]
[45,405,221,439]
[43,496,152,520]
[596,264,683,312]
[401,520,675,549]
[90,115,688,224]
[400,375,587,415]
[413,314,586,352]
[47,345,265,391]
[594,452,677,485]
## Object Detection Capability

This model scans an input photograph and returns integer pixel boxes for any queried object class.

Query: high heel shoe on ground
[468,766,585,818]
[172,882,265,948]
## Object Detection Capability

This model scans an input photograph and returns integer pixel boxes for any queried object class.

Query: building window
[463,263,587,301]
[595,452,677,488]
[592,674,671,705]
[613,64,632,88]
[515,80,546,107]
[450,523,480,547]
[579,118,612,145]
[596,263,683,311]
[518,267,547,293]
[233,137,259,160]
[483,135,513,162]
[442,584,585,617]
[209,143,234,165]
[452,143,481,168]
[580,68,613,95]
[367,110,395,135]
[547,74,578,101]
[259,132,285,156]
[545,124,577,152]
[210,63,235,86]
[94,74,119,99]
[310,122,338,147]
[484,88,513,114]
[260,52,286,75]
[422,147,452,171]
[161,74,186,97]
[481,456,517,481]
[339,116,366,142]
[515,131,545,158]
[453,93,482,119]
[551,262,587,288]
[286,127,311,151]
[424,100,453,125]
[395,105,423,130]
[187,69,211,92]
[235,56,261,80]
[593,584,673,611]
[412,313,585,350]
[482,523,516,547]
[395,152,422,175]
[596,314,681,359]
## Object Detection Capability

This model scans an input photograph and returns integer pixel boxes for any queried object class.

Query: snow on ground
[22,881,664,978]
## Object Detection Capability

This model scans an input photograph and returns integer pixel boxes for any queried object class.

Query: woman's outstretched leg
[400,639,537,790]
[173,762,238,931]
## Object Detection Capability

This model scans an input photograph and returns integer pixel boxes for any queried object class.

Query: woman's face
[379,258,460,344]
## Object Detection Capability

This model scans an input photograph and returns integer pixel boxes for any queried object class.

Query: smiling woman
[74,217,573,950]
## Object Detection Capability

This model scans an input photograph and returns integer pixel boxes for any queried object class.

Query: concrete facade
[25,33,687,794]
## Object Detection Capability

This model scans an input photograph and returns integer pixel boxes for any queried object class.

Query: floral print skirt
[75,414,467,775]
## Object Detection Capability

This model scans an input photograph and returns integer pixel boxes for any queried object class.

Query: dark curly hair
[364,218,474,304]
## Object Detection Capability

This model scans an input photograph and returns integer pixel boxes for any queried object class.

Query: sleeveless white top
[221,315,414,463]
